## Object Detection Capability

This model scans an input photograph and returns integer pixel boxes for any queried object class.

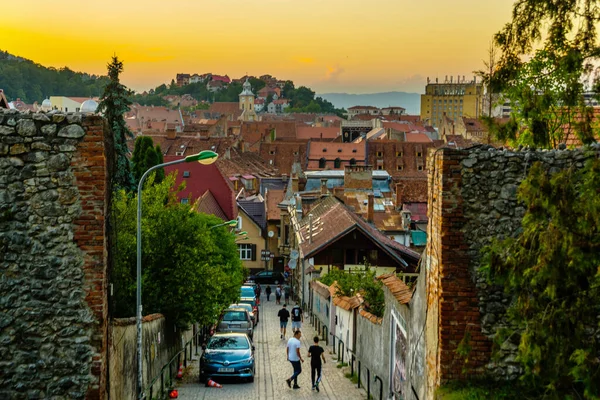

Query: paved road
[175,292,367,400]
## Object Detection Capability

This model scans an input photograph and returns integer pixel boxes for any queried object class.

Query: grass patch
[344,372,359,384]
[336,362,348,368]
[436,381,524,400]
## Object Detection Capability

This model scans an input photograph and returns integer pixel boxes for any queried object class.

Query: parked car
[249,270,285,285]
[241,285,257,299]
[216,308,253,340]
[239,297,259,325]
[199,332,255,383]
[229,303,257,326]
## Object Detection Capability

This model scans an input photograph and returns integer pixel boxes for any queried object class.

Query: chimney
[295,194,303,221]
[320,178,328,195]
[367,193,374,223]
[396,188,403,210]
[291,174,299,193]
[401,209,412,231]
[238,138,245,153]
[320,132,323,141]
[224,147,231,160]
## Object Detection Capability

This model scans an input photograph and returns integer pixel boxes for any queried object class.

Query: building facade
[420,76,483,128]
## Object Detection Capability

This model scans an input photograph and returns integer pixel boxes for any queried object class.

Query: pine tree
[98,56,135,191]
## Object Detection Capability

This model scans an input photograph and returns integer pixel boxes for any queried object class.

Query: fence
[307,308,385,400]
[143,325,212,400]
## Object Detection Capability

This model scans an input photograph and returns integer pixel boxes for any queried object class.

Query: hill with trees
[0,50,109,103]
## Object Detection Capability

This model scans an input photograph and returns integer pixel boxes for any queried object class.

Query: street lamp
[237,231,248,236]
[210,219,238,229]
[136,150,218,399]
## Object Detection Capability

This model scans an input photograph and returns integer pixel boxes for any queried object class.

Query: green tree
[97,56,135,191]
[112,174,246,328]
[131,136,165,185]
[483,158,600,398]
[491,0,599,148]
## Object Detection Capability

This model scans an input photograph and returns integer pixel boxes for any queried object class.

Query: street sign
[288,258,297,270]
[269,253,275,259]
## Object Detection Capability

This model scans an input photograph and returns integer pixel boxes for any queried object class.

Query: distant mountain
[317,91,421,115]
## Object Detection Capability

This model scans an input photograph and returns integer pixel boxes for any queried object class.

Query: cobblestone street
[175,293,367,400]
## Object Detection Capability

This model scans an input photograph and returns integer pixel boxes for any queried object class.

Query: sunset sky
[2,0,515,94]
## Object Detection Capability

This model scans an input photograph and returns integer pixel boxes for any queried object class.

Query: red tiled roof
[163,157,237,220]
[333,293,363,311]
[310,280,331,299]
[405,133,432,143]
[348,106,378,110]
[196,190,228,221]
[209,102,241,118]
[307,142,366,169]
[404,203,428,222]
[259,140,309,175]
[266,189,285,220]
[296,126,340,140]
[378,273,412,304]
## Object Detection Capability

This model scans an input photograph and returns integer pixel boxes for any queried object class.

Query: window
[418,165,424,171]
[238,244,253,260]
[334,158,341,168]
[377,151,383,157]
[181,198,189,204]
[397,165,403,171]
[270,150,276,155]
[396,151,403,157]
[377,165,384,170]
[319,157,326,168]
[183,171,190,178]
[417,152,422,157]
[350,158,356,165]
[322,148,327,152]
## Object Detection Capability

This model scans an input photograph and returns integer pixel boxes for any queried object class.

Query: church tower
[239,78,258,121]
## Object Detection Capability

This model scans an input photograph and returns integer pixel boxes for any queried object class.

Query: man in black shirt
[277,304,290,339]
[291,302,303,333]
[308,336,326,391]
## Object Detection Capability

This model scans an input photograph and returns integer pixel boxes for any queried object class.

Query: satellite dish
[268,231,275,238]
[290,249,299,260]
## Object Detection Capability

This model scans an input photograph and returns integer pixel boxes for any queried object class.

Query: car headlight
[241,357,253,365]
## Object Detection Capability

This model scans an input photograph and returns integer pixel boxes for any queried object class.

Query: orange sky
[2,0,515,94]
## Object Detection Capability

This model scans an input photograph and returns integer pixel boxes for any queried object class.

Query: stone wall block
[17,120,38,137]
[48,153,71,172]
[58,125,85,139]
[32,113,51,123]
[41,124,57,136]
[0,126,15,136]
[51,114,66,124]
[10,143,29,155]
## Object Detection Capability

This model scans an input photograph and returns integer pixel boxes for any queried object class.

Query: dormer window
[418,165,424,171]
[183,171,190,178]
[417,152,422,157]
[396,151,403,157]
[352,149,357,153]
[377,151,383,157]
[270,150,276,155]
[322,148,327,152]
[337,149,342,153]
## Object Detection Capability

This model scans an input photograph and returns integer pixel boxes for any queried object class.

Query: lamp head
[185,150,219,165]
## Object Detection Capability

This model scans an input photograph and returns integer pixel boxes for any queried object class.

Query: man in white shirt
[285,330,304,389]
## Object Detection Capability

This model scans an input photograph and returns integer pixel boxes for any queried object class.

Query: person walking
[277,304,290,339]
[308,336,326,392]
[265,285,272,301]
[285,330,304,389]
[254,283,262,300]
[284,285,290,304]
[275,285,282,305]
[291,302,303,333]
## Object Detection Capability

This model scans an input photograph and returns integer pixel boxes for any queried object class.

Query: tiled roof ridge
[377,273,413,304]
[358,307,383,325]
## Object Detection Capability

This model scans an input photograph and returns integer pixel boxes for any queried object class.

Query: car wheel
[248,375,255,383]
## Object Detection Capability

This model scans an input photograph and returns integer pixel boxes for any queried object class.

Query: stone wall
[426,144,600,386]
[109,315,194,400]
[0,109,111,399]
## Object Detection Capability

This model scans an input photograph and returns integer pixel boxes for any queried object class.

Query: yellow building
[420,76,483,128]
[239,79,258,122]
[236,199,267,272]
[49,96,97,113]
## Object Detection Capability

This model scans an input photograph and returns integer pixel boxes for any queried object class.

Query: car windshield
[207,336,250,350]
[241,287,255,296]
[239,298,256,307]
[230,304,252,313]
[223,311,247,321]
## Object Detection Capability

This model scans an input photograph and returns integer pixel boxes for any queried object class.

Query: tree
[483,158,600,398]
[131,136,165,185]
[97,56,135,191]
[492,0,599,148]
[112,174,246,328]
[475,41,501,119]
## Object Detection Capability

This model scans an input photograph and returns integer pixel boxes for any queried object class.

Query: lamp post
[136,150,218,399]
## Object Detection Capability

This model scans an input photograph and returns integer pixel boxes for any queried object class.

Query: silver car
[217,308,253,340]
[229,303,257,326]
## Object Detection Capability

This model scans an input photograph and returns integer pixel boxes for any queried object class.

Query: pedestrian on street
[277,304,290,339]
[265,285,272,301]
[284,285,290,304]
[291,302,303,333]
[275,285,282,304]
[254,283,262,299]
[286,330,304,389]
[308,336,326,392]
